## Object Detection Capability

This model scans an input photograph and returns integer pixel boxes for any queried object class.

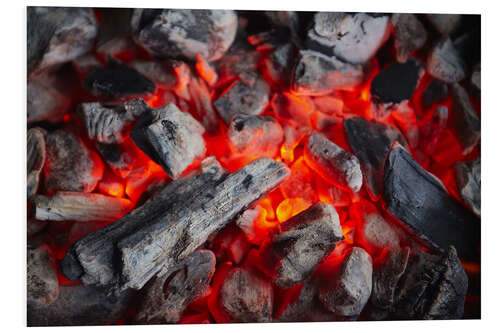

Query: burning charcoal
[264,43,295,87]
[95,141,136,178]
[236,205,268,244]
[214,77,270,124]
[27,128,46,197]
[306,12,390,64]
[210,224,251,264]
[344,117,407,199]
[281,157,317,204]
[421,79,449,109]
[304,133,363,192]
[216,44,260,81]
[370,59,422,104]
[291,50,364,95]
[421,106,448,155]
[97,35,137,58]
[383,144,480,260]
[450,83,481,154]
[218,267,273,323]
[62,157,289,290]
[228,114,284,157]
[27,76,70,124]
[259,203,344,288]
[131,103,206,179]
[391,102,420,148]
[426,14,462,35]
[188,76,219,133]
[33,192,133,222]
[136,250,216,324]
[370,247,410,311]
[84,59,155,98]
[43,129,103,194]
[427,38,466,83]
[394,246,468,319]
[391,14,428,63]
[130,60,178,88]
[27,7,98,75]
[355,210,400,255]
[27,245,59,307]
[131,9,237,61]
[455,158,481,217]
[195,53,218,86]
[77,99,149,144]
[319,247,372,316]
[271,92,313,127]
[27,284,136,326]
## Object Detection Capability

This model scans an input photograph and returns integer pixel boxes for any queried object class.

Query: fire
[276,198,311,223]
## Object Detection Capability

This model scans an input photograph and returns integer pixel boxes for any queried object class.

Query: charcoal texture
[421,79,449,109]
[136,250,216,324]
[370,59,421,104]
[426,14,462,35]
[391,14,427,63]
[450,83,480,154]
[131,9,237,61]
[427,38,466,83]
[383,145,480,260]
[455,158,481,216]
[27,128,46,197]
[27,74,70,123]
[27,245,59,307]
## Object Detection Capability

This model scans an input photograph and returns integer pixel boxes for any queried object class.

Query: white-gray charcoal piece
[427,38,466,83]
[27,245,59,307]
[455,158,481,217]
[391,14,428,63]
[27,128,46,197]
[61,157,289,291]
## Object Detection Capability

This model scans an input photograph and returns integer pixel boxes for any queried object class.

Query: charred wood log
[131,103,206,179]
[135,250,216,324]
[62,157,289,291]
[259,202,343,288]
[27,128,46,197]
[304,133,363,192]
[383,144,480,260]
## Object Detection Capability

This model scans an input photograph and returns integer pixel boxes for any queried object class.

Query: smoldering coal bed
[27,7,481,326]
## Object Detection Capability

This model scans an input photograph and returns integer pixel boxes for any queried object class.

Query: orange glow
[195,53,218,86]
[276,198,311,223]
[280,145,294,164]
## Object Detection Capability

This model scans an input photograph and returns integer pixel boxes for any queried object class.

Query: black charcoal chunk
[265,43,295,87]
[27,284,136,326]
[370,59,421,104]
[84,59,155,98]
[214,77,270,124]
[259,203,343,288]
[131,9,237,61]
[391,14,428,63]
[306,12,390,64]
[421,79,449,109]
[304,133,363,192]
[77,99,149,144]
[455,158,481,217]
[43,129,103,194]
[28,7,98,75]
[136,250,216,324]
[344,117,407,199]
[95,8,133,48]
[292,50,363,95]
[129,60,178,88]
[450,83,481,154]
[383,145,480,260]
[427,38,466,83]
[219,267,274,323]
[27,245,59,307]
[27,128,46,197]
[320,247,372,316]
[131,103,206,179]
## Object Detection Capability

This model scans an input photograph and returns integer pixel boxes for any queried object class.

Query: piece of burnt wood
[425,14,462,36]
[135,250,216,324]
[391,14,428,63]
[195,53,218,86]
[455,158,481,217]
[370,58,422,104]
[27,245,59,307]
[427,38,466,83]
[304,133,363,192]
[228,114,284,157]
[62,157,289,291]
[383,144,480,260]
[393,246,468,319]
[320,247,372,317]
[421,79,449,109]
[131,103,206,179]
[344,117,407,199]
[450,83,481,154]
[306,12,390,64]
[84,58,155,98]
[188,76,219,133]
[27,7,98,75]
[214,77,270,124]
[27,283,136,326]
[43,129,103,194]
[131,9,237,61]
[218,266,274,323]
[27,128,46,198]
[33,192,133,222]
[259,203,343,288]
[77,99,149,144]
[291,50,363,96]
[370,247,410,311]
